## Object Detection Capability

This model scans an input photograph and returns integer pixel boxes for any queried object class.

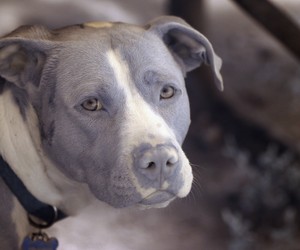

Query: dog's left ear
[146,16,223,91]
[0,25,52,89]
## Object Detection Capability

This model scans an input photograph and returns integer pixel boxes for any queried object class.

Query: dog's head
[0,16,222,209]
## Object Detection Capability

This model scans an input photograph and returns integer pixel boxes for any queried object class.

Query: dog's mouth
[137,191,176,209]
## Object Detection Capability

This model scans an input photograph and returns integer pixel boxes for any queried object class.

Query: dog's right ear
[146,16,223,91]
[0,25,53,88]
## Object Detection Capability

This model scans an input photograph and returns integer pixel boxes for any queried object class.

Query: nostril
[166,160,174,167]
[147,162,156,170]
[166,154,178,167]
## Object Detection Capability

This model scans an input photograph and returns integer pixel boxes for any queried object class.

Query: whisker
[184,161,207,204]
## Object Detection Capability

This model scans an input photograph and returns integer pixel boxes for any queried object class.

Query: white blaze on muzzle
[106,49,193,199]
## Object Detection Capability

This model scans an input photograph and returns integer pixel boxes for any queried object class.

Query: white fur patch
[0,91,62,204]
[106,49,193,199]
[12,198,30,247]
[0,90,94,218]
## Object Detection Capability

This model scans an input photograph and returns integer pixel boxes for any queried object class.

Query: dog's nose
[133,145,179,185]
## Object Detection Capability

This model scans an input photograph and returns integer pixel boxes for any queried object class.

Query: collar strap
[0,155,67,227]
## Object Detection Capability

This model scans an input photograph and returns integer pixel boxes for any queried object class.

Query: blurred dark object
[231,0,300,62]
[168,0,290,159]
[169,0,300,249]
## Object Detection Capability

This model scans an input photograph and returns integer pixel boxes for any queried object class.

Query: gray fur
[0,16,223,247]
[0,179,19,250]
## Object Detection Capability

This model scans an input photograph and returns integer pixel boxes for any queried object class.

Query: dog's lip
[138,191,176,206]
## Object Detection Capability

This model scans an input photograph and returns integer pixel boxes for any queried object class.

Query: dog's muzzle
[132,143,185,206]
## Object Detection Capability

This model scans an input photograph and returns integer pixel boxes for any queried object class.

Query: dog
[0,16,223,249]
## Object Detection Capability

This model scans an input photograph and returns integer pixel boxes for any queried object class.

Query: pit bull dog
[0,16,223,249]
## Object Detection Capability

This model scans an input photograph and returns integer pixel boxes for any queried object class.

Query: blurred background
[1,0,300,249]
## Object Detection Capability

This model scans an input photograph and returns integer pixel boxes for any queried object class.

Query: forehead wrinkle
[106,48,155,120]
[106,49,177,138]
[56,43,117,104]
[108,31,184,90]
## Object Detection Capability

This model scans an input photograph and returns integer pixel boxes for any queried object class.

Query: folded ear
[0,25,52,88]
[146,16,223,91]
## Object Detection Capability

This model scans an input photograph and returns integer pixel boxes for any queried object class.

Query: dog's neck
[0,88,95,241]
[0,175,29,248]
[0,89,63,203]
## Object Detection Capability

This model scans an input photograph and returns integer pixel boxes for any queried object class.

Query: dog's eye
[81,98,102,111]
[160,86,175,99]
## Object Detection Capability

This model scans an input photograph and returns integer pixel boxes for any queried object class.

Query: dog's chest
[0,178,23,249]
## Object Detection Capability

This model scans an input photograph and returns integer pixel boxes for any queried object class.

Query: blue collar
[0,155,67,228]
